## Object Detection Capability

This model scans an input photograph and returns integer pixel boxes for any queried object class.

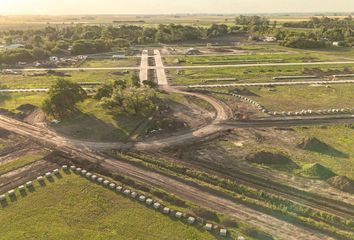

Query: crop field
[0,70,135,88]
[240,84,354,111]
[168,64,354,85]
[0,173,217,240]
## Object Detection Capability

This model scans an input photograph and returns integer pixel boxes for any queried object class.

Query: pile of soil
[327,176,354,193]
[298,137,347,158]
[0,129,10,138]
[246,151,292,165]
[17,104,37,114]
[232,88,259,97]
[16,104,46,126]
[209,48,233,53]
[299,163,336,180]
[298,137,327,151]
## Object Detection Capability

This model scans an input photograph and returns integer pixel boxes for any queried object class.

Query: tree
[43,79,87,119]
[129,73,141,87]
[102,86,157,115]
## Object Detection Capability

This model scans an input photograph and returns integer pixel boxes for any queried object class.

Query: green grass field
[80,58,139,68]
[0,93,47,111]
[0,173,217,240]
[165,53,335,66]
[0,154,44,176]
[216,124,354,180]
[244,84,354,111]
[0,92,149,142]
[168,64,354,85]
[293,125,354,179]
[0,70,135,88]
[164,44,354,66]
[53,98,148,142]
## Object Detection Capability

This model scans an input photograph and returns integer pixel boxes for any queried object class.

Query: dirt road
[0,116,336,239]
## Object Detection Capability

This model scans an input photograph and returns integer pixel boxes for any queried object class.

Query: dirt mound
[298,137,327,150]
[298,137,348,158]
[16,104,46,126]
[299,163,336,180]
[246,151,292,165]
[327,176,354,193]
[0,129,10,138]
[232,87,259,97]
[17,104,37,112]
[209,48,233,53]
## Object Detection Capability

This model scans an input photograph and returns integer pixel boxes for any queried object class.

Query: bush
[190,207,219,222]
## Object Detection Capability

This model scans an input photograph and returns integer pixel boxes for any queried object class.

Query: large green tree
[102,86,157,115]
[43,79,87,119]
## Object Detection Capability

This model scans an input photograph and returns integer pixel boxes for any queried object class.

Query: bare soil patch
[246,151,292,165]
[327,176,354,194]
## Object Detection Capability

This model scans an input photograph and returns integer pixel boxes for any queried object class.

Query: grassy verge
[0,70,135,88]
[168,64,354,85]
[0,93,47,111]
[0,154,44,175]
[0,173,217,240]
[79,58,139,68]
[245,84,354,111]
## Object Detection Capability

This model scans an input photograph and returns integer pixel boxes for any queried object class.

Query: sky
[0,0,353,15]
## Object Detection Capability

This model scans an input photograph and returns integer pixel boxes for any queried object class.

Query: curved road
[0,50,351,239]
[0,114,337,240]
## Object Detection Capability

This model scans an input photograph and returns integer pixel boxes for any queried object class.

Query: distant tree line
[0,23,233,65]
[235,15,354,49]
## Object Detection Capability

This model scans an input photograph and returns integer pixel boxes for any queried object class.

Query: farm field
[0,70,135,89]
[168,64,354,85]
[0,173,217,240]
